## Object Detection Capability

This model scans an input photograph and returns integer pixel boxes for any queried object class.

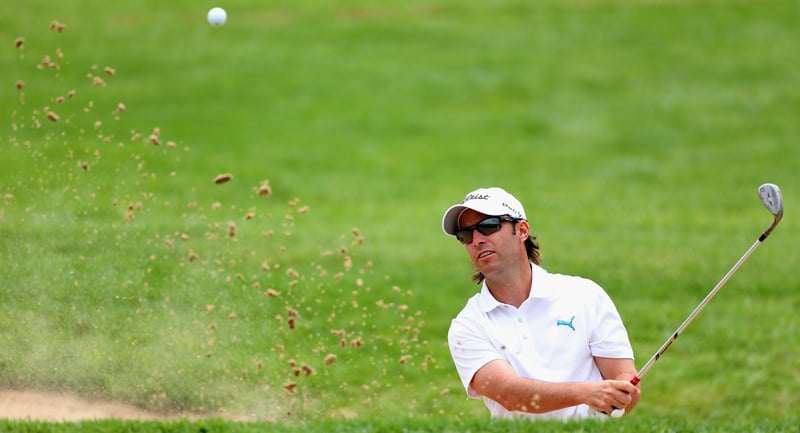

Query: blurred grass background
[1,0,798,426]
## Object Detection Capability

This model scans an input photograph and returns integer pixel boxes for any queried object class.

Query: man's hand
[594,357,642,417]
[585,379,639,415]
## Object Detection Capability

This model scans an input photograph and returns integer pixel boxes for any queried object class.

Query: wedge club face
[758,183,783,239]
[758,183,783,221]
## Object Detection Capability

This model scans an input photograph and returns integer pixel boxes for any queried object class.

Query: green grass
[1,0,799,430]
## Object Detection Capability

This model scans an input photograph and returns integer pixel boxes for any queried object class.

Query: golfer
[443,187,641,419]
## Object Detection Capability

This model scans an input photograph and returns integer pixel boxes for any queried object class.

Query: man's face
[458,209,528,278]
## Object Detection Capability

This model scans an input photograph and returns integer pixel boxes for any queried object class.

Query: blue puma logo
[557,316,576,331]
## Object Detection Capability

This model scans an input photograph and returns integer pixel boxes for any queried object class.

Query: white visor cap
[442,187,527,236]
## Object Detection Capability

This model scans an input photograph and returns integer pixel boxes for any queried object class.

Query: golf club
[610,183,784,418]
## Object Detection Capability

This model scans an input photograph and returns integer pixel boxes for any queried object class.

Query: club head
[758,183,784,223]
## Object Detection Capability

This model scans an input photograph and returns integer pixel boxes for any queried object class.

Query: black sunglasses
[456,215,519,244]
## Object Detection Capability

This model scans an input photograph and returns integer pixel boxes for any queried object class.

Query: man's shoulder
[453,290,483,317]
[536,265,604,296]
[448,291,486,328]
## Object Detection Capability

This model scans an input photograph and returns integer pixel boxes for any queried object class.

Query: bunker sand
[0,389,247,422]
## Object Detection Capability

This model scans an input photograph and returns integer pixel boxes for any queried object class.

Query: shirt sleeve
[447,312,505,398]
[588,286,634,359]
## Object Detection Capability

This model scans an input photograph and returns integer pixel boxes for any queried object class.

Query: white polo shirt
[447,263,634,420]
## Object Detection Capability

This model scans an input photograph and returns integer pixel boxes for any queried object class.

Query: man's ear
[517,220,530,241]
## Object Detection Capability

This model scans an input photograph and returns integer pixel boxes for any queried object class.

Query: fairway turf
[1,0,799,428]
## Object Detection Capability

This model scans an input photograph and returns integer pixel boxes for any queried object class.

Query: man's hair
[471,222,541,284]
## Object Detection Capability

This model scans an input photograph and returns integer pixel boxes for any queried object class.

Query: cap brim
[442,205,468,235]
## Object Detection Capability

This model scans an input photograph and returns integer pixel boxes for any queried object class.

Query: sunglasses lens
[456,217,503,244]
[456,231,471,244]
[476,222,502,236]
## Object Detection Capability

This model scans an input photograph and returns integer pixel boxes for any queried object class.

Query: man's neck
[485,262,533,308]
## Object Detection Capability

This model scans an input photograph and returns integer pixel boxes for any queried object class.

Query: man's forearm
[475,376,589,413]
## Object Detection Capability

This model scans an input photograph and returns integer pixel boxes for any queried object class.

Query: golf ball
[207,7,227,26]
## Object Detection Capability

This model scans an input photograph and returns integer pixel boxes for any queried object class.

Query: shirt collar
[477,263,552,312]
